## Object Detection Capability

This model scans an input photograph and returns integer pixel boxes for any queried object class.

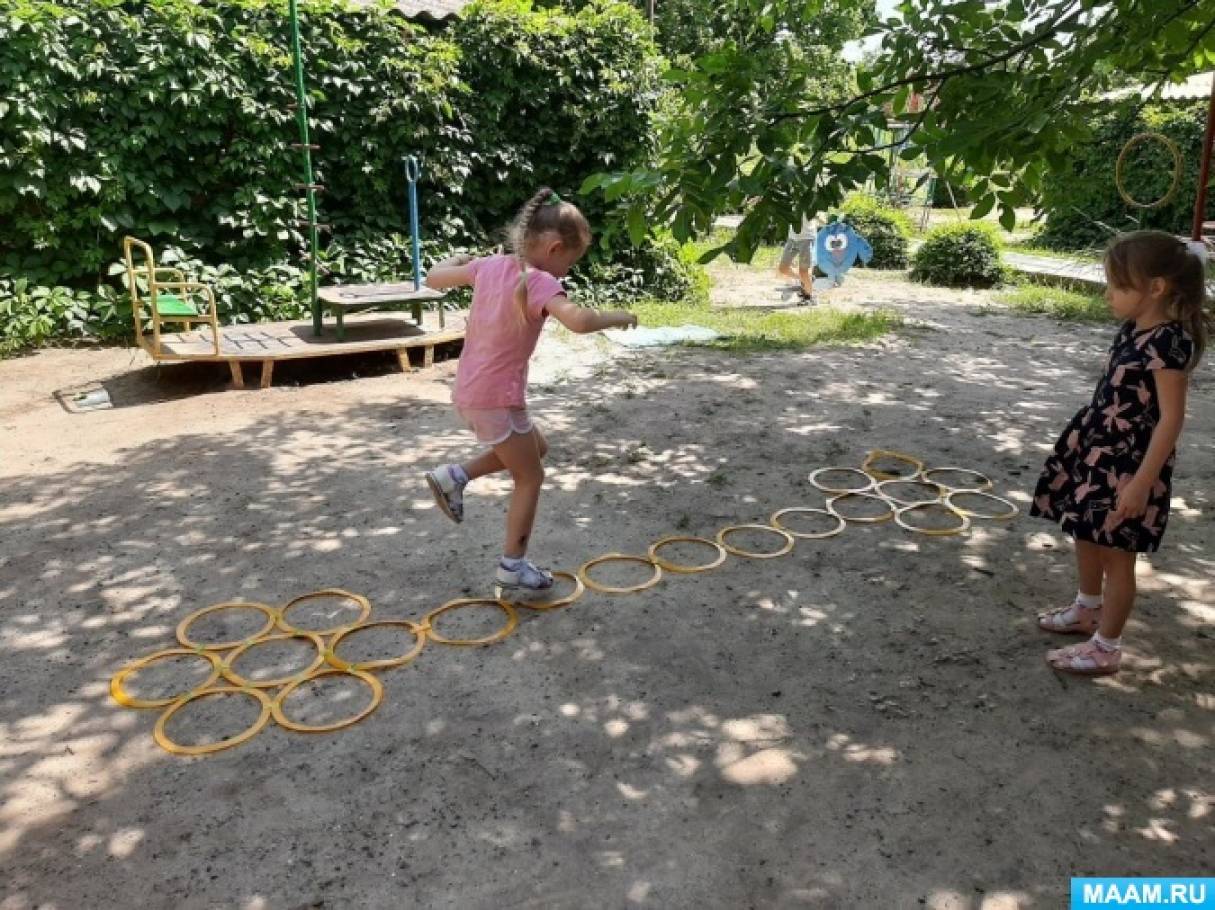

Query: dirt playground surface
[1,268,1212,909]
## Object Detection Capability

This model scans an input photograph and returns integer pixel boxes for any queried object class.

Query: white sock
[1076,591,1102,610]
[1093,632,1121,652]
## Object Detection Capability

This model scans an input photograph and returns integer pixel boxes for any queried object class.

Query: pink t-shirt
[452,255,566,409]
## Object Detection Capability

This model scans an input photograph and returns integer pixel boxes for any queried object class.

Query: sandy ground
[1,264,1212,910]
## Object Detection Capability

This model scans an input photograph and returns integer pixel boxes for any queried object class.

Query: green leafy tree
[584,0,1215,261]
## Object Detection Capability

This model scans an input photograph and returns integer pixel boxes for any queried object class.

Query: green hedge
[0,0,664,349]
[1036,100,1214,250]
[840,196,912,270]
[912,222,1004,288]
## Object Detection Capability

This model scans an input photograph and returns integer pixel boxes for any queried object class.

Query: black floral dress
[1032,321,1194,552]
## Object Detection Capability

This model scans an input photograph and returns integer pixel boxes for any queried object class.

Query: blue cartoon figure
[815,220,873,287]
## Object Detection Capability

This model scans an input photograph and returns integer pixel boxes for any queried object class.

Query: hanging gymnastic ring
[1116,132,1182,210]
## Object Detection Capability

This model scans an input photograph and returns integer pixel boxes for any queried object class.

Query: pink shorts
[456,406,536,445]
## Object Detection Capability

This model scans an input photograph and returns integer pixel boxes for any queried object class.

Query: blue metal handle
[404,156,422,289]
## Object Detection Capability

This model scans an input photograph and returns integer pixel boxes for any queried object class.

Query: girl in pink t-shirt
[423,187,638,593]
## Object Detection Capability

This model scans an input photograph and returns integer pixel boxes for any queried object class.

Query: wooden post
[260,360,274,389]
[396,349,412,373]
[228,361,245,389]
[1193,72,1215,242]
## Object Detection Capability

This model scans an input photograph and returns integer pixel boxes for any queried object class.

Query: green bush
[0,0,665,351]
[912,223,1005,287]
[1036,100,1214,249]
[840,196,912,270]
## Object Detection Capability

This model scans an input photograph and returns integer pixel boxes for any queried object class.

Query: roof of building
[345,0,472,23]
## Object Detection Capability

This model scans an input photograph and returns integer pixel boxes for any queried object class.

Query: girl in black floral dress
[1032,231,1208,676]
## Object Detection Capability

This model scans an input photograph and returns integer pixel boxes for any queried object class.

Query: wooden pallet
[153,311,465,389]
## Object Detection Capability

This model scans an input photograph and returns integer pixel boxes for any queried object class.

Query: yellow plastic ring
[808,467,875,494]
[111,648,222,709]
[1116,132,1182,210]
[325,620,426,671]
[769,507,846,539]
[220,632,326,688]
[277,589,372,636]
[153,686,273,756]
[893,502,971,536]
[497,571,586,611]
[647,536,728,573]
[862,449,925,482]
[579,554,664,594]
[715,524,795,559]
[875,478,944,506]
[176,601,278,651]
[423,598,518,646]
[271,668,384,734]
[944,490,1018,521]
[921,467,993,493]
[827,492,895,524]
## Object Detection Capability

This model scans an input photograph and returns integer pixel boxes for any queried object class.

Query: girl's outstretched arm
[425,254,475,290]
[546,296,637,334]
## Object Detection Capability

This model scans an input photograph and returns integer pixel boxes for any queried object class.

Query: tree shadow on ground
[1,295,1211,909]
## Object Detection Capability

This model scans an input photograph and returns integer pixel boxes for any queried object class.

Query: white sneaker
[425,465,465,523]
[495,559,553,592]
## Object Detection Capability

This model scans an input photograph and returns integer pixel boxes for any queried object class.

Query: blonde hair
[1105,230,1210,370]
[509,186,590,321]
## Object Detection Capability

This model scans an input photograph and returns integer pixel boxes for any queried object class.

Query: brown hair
[1104,230,1210,370]
[509,186,590,320]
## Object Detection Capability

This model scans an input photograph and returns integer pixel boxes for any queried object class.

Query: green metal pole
[288,0,321,335]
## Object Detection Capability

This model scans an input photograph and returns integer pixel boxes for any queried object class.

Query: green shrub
[840,196,912,269]
[565,233,701,306]
[0,0,665,350]
[1036,100,1214,249]
[912,223,1005,287]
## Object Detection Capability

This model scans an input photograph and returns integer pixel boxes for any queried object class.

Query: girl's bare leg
[491,429,548,558]
[1098,547,1137,639]
[464,430,548,481]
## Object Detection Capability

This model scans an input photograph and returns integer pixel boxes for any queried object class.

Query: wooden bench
[317,282,447,341]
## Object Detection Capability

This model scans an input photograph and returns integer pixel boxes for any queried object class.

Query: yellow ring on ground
[271,668,384,734]
[945,490,1019,521]
[809,466,875,494]
[715,524,795,559]
[111,648,222,709]
[579,554,664,594]
[325,620,426,671]
[153,686,273,756]
[862,449,925,482]
[1116,132,1182,210]
[220,632,326,688]
[827,492,895,524]
[921,467,993,493]
[647,536,728,574]
[769,508,846,539]
[422,598,519,646]
[175,601,278,651]
[893,502,971,536]
[875,478,945,506]
[497,571,586,612]
[277,589,372,636]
